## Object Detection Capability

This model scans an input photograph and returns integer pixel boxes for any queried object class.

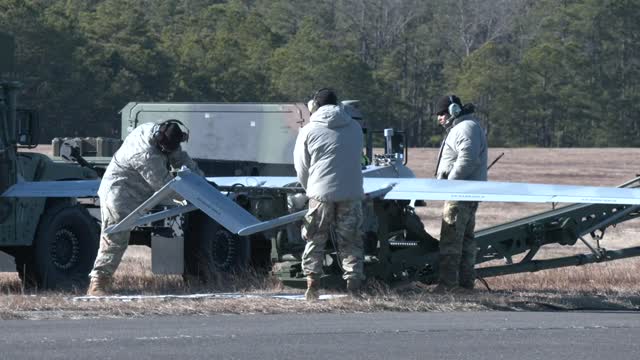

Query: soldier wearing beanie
[296,88,365,301]
[433,94,488,292]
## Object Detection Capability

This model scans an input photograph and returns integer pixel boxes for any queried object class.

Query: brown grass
[2,147,640,318]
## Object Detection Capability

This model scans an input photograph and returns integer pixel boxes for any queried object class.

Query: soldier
[434,95,488,291]
[87,119,202,296]
[294,88,365,301]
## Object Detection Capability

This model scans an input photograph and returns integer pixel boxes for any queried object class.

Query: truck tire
[183,210,250,283]
[18,202,99,291]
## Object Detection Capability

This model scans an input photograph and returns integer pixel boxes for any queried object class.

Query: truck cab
[0,32,100,291]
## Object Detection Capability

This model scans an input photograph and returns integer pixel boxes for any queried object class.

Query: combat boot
[86,275,112,296]
[346,278,363,299]
[459,279,476,291]
[346,278,362,291]
[459,250,476,291]
[305,276,319,302]
[437,254,460,291]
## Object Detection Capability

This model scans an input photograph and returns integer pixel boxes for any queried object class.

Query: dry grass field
[2,147,640,319]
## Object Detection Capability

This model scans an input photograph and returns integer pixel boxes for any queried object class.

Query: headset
[447,95,462,118]
[153,119,190,153]
[437,95,463,129]
[307,88,336,114]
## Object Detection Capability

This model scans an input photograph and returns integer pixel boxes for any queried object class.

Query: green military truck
[0,32,99,290]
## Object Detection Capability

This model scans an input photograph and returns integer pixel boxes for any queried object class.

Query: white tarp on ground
[72,293,347,302]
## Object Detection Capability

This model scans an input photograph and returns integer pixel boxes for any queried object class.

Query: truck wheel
[22,202,99,291]
[183,211,250,283]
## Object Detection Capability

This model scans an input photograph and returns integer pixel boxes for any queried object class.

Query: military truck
[0,32,100,290]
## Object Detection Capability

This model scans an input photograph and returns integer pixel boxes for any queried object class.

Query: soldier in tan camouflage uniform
[438,201,479,289]
[434,95,488,291]
[87,120,202,296]
[294,88,365,301]
[301,199,364,283]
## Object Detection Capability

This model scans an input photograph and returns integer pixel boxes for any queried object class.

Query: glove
[288,193,309,211]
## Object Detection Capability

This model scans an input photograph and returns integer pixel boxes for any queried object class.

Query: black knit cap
[314,88,338,107]
[436,95,462,116]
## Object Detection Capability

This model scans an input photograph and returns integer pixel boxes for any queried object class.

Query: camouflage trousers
[89,201,132,279]
[301,199,364,281]
[438,201,479,288]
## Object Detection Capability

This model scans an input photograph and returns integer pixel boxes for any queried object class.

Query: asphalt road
[1,311,639,359]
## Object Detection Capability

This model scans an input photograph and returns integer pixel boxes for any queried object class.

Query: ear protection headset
[307,99,319,114]
[153,119,190,152]
[447,95,462,118]
[307,88,334,114]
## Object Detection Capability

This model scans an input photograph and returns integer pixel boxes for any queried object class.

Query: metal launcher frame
[376,177,640,287]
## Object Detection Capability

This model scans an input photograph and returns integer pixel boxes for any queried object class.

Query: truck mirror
[391,133,404,155]
[16,109,39,148]
[392,132,408,165]
[382,129,408,166]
